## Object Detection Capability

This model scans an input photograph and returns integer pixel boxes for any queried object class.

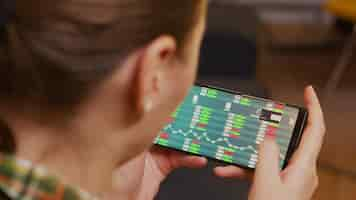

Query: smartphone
[154,84,308,169]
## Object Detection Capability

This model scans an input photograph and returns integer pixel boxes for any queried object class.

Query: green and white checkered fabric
[0,154,96,200]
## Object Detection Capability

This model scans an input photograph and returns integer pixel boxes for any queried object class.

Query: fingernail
[310,86,315,92]
[309,86,319,98]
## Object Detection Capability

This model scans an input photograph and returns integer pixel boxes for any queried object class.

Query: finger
[150,147,207,172]
[214,166,253,180]
[170,153,207,169]
[255,135,281,183]
[292,86,326,164]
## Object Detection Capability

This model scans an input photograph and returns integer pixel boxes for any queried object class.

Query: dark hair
[0,0,204,152]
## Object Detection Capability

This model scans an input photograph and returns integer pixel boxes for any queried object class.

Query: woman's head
[0,0,207,161]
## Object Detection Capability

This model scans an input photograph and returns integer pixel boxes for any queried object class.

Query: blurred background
[1,0,356,199]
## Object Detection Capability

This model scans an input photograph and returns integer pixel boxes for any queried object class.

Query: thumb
[254,136,281,183]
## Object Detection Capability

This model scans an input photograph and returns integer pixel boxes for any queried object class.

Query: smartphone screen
[154,85,307,169]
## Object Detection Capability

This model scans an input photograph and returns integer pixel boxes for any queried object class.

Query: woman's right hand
[215,86,326,200]
[250,86,326,200]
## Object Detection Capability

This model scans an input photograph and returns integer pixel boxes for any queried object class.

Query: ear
[133,35,177,116]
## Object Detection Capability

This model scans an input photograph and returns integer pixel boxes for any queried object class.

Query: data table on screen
[154,86,299,169]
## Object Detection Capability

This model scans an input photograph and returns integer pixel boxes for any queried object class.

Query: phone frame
[155,83,309,170]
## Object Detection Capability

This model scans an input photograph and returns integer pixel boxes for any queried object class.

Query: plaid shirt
[0,154,97,200]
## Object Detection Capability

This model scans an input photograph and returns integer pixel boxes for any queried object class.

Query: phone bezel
[154,83,308,170]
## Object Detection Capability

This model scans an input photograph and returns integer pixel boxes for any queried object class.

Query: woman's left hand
[107,147,206,200]
[107,146,248,200]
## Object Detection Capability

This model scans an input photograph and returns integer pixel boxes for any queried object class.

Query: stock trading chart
[154,86,300,168]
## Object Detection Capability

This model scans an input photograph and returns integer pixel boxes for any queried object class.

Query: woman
[0,0,325,200]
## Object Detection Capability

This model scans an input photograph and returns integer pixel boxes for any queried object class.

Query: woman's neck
[3,111,129,196]
[0,30,139,194]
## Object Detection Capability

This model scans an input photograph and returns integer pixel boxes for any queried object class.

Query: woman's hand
[107,147,204,199]
[250,86,326,200]
[109,142,250,200]
[219,86,326,200]
[110,145,250,200]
